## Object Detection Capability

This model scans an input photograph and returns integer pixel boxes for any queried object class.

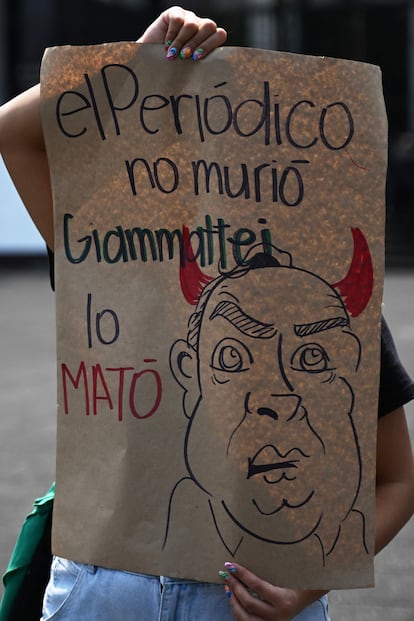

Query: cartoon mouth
[247,445,308,479]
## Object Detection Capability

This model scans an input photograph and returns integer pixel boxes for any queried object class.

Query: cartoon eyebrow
[209,300,277,339]
[294,317,349,337]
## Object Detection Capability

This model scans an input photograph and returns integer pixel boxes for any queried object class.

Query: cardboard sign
[40,43,387,589]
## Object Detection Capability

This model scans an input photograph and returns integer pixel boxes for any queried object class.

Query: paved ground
[0,262,413,619]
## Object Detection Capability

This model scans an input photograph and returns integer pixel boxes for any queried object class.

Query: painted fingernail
[224,562,237,573]
[225,585,232,598]
[179,47,192,59]
[165,40,172,51]
[218,570,228,580]
[166,47,177,60]
[192,48,204,61]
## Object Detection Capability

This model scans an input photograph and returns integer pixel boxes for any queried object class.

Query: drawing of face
[171,263,362,545]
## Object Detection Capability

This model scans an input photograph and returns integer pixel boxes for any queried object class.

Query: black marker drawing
[164,230,373,565]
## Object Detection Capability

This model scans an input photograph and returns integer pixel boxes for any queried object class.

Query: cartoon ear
[169,339,200,419]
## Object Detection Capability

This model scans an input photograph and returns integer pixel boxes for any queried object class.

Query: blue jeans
[41,557,330,621]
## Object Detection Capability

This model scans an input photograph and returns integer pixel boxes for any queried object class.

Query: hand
[220,562,328,621]
[137,5,227,61]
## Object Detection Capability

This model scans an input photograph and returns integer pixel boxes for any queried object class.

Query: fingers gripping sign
[222,562,281,620]
[219,563,327,621]
[164,14,223,61]
[137,5,227,61]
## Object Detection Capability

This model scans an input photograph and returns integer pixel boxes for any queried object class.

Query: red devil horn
[180,225,213,305]
[332,228,373,317]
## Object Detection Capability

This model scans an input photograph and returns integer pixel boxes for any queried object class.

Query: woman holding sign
[1,6,414,621]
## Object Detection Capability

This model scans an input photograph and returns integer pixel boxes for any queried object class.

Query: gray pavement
[0,263,413,619]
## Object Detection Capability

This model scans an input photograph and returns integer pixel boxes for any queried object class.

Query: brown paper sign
[40,43,387,589]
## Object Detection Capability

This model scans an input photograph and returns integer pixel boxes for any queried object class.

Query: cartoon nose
[257,394,301,421]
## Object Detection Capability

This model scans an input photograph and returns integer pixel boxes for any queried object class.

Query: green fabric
[0,483,55,621]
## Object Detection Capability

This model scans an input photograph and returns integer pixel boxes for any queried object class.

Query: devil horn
[332,228,374,317]
[180,225,213,305]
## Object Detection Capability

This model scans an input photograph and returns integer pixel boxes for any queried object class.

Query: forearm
[375,472,414,553]
[375,407,414,553]
[0,84,54,249]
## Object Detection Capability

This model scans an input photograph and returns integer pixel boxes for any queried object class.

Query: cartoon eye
[290,343,332,373]
[211,338,253,374]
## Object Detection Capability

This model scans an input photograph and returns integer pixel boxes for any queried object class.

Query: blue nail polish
[166,47,177,60]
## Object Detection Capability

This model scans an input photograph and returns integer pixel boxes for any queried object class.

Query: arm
[375,406,414,552]
[223,406,414,620]
[0,84,53,249]
[0,6,227,251]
